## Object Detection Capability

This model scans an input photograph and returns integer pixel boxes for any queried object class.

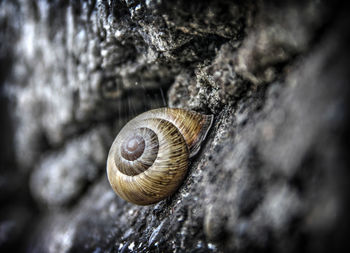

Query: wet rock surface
[1,0,350,252]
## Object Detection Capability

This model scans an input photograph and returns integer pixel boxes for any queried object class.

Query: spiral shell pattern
[107,108,213,205]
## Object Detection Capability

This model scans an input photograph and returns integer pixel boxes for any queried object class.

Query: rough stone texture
[30,125,112,207]
[1,0,350,252]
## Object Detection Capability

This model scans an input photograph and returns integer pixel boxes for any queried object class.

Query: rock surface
[1,0,350,252]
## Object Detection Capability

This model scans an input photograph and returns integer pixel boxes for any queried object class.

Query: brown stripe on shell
[113,127,159,176]
[107,119,188,205]
[106,108,213,205]
[129,108,213,158]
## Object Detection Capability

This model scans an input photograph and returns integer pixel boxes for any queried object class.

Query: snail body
[107,108,213,205]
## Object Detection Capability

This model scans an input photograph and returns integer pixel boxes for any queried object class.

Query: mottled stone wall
[0,0,349,252]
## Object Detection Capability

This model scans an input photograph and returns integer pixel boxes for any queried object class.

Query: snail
[106,108,213,205]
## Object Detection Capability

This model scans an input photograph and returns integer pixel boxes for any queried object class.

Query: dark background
[1,0,350,252]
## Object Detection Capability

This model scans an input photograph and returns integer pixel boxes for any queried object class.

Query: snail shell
[107,108,213,205]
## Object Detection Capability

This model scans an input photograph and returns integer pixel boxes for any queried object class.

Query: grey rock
[30,125,112,207]
[0,0,349,252]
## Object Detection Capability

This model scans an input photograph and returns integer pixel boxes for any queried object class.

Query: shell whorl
[107,108,213,205]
